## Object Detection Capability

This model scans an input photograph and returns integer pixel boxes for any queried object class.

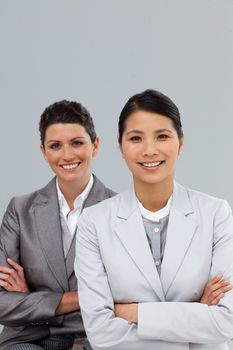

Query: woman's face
[120,110,183,189]
[40,123,99,187]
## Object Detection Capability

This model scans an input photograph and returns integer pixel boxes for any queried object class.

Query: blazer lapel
[66,175,115,279]
[115,187,165,301]
[66,235,76,279]
[160,182,198,296]
[33,178,68,291]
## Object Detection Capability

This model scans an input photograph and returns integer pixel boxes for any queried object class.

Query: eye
[129,135,142,142]
[72,140,84,147]
[49,143,61,150]
[157,134,169,141]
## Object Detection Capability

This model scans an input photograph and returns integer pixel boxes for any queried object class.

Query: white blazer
[75,182,233,350]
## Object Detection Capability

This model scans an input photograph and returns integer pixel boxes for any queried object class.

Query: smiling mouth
[139,161,164,168]
[60,162,81,170]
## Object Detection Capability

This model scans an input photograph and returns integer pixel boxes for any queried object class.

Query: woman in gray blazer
[0,100,115,350]
[75,89,233,350]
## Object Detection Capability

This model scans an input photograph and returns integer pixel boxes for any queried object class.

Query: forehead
[45,123,88,140]
[124,111,175,131]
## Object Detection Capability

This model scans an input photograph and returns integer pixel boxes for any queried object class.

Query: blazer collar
[115,182,198,299]
[116,185,138,219]
[171,181,195,216]
[34,177,57,204]
[115,181,195,218]
[34,175,112,207]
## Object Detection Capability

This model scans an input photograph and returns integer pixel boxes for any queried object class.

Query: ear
[92,137,100,157]
[40,144,48,162]
[178,134,184,155]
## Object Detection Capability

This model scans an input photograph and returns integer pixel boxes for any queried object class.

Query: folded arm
[114,274,232,323]
[0,198,79,327]
[75,201,233,348]
[136,200,233,343]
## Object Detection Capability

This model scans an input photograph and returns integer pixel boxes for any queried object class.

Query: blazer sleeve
[137,200,233,343]
[0,198,63,327]
[75,210,157,350]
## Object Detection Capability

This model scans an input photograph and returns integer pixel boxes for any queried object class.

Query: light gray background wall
[0,0,233,346]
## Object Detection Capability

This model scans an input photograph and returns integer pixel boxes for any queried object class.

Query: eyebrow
[46,136,86,144]
[125,128,173,135]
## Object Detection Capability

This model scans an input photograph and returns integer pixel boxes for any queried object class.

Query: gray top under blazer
[0,175,115,350]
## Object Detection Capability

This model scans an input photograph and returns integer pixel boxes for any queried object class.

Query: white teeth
[142,161,162,167]
[62,163,79,170]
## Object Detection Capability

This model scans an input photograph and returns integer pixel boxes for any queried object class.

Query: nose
[142,140,159,157]
[62,145,75,162]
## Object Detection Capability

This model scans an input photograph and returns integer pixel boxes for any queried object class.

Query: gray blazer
[75,182,233,350]
[0,175,115,349]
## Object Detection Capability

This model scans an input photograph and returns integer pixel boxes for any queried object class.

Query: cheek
[44,152,60,166]
[121,150,133,163]
[121,144,139,161]
[163,142,180,158]
[167,151,180,165]
[78,147,94,161]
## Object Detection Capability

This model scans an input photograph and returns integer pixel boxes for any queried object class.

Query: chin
[58,173,80,182]
[137,174,170,186]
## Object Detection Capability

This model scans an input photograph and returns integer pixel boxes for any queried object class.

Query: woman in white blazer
[75,89,233,350]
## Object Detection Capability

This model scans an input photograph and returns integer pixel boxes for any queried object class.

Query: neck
[57,175,91,210]
[134,178,173,212]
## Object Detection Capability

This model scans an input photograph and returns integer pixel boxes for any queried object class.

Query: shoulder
[82,189,125,223]
[85,175,117,208]
[78,192,124,238]
[94,178,117,199]
[186,185,227,206]
[6,178,56,213]
[175,182,232,217]
[87,191,122,213]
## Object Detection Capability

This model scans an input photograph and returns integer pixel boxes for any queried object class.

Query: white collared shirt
[137,195,172,222]
[56,174,94,238]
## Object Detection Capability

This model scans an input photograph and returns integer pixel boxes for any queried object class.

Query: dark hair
[39,100,96,145]
[118,89,183,144]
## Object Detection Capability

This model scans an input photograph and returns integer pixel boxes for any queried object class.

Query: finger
[210,285,232,299]
[0,265,15,274]
[0,272,15,282]
[7,258,26,281]
[0,280,15,291]
[0,268,22,286]
[7,258,24,272]
[203,278,222,295]
[0,274,15,287]
[219,280,231,287]
[208,285,232,304]
[200,276,229,304]
[222,284,233,291]
[210,293,225,306]
[0,265,23,285]
[210,274,223,283]
[210,280,231,293]
[205,280,230,294]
